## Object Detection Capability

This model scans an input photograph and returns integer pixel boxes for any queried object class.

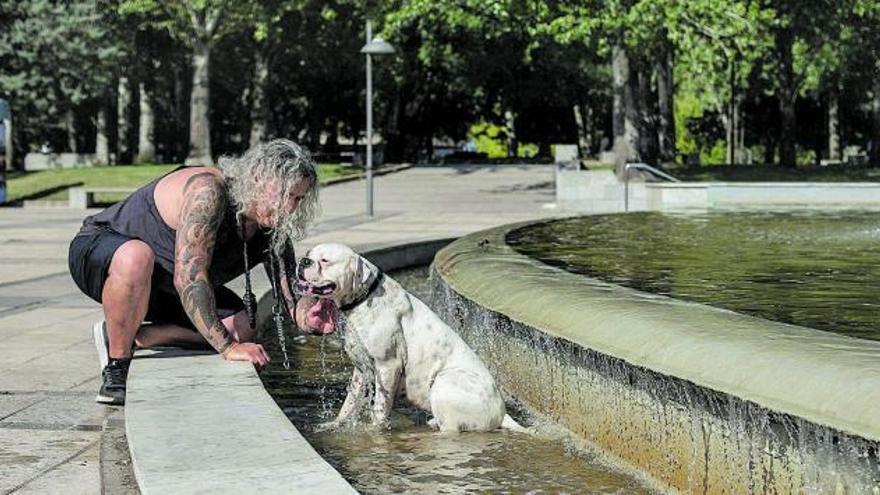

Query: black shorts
[68,228,244,329]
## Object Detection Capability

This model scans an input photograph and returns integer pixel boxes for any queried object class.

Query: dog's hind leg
[429,370,505,433]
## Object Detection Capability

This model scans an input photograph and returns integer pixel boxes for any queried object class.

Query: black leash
[240,217,292,369]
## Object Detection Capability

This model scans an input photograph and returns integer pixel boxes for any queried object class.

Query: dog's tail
[501,414,532,434]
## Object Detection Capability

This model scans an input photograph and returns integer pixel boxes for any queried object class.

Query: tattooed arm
[173,172,269,364]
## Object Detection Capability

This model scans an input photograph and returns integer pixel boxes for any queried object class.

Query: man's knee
[109,240,154,283]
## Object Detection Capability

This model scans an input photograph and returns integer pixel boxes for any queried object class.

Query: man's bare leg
[134,310,255,349]
[102,240,154,359]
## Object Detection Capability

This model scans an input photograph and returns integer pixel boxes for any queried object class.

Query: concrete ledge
[432,221,880,493]
[557,168,880,212]
[126,349,356,494]
[69,187,136,208]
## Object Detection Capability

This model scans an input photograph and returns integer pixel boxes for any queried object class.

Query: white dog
[296,243,526,433]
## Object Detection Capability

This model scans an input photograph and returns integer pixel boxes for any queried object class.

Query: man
[68,139,336,405]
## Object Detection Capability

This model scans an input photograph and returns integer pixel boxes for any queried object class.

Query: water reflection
[507,210,880,341]
[261,267,654,494]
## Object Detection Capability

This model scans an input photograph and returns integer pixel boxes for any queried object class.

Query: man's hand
[295,296,337,335]
[222,342,271,366]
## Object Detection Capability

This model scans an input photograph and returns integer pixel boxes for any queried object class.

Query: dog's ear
[346,255,373,290]
[343,255,365,292]
[358,257,374,287]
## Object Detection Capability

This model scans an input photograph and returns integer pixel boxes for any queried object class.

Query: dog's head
[296,243,377,306]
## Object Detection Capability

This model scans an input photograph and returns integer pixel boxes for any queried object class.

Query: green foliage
[468,121,538,158]
[0,0,125,151]
[5,0,880,167]
[674,92,701,157]
[470,122,508,159]
[118,0,259,46]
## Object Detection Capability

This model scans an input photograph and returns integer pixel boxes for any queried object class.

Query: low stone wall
[556,168,648,212]
[431,222,880,493]
[24,152,97,170]
[557,168,880,212]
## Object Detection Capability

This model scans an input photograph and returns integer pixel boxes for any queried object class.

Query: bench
[68,187,135,208]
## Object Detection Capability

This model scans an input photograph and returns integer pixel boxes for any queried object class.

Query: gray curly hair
[218,139,320,254]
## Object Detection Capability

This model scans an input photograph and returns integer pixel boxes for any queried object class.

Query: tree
[120,0,258,165]
[850,0,880,164]
[0,0,124,162]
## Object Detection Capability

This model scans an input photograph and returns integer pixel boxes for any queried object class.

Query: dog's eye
[319,258,329,264]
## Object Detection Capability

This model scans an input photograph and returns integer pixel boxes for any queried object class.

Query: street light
[360,20,394,217]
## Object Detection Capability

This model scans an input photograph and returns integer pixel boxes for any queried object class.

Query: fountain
[430,211,880,493]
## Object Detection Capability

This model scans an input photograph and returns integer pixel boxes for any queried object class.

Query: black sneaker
[96,358,130,406]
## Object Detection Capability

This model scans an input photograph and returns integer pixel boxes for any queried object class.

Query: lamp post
[360,20,394,217]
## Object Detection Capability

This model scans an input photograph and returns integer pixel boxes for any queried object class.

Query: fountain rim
[432,217,880,443]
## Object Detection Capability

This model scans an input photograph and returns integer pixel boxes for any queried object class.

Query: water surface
[261,267,654,494]
[507,210,880,341]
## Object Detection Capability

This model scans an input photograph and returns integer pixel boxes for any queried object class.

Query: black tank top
[80,167,269,292]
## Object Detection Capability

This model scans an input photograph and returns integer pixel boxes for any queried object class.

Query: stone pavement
[0,164,557,494]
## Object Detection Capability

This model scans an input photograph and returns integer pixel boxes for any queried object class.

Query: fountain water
[260,267,658,494]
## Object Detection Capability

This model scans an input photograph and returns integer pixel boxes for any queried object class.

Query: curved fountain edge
[432,220,880,492]
[126,237,454,495]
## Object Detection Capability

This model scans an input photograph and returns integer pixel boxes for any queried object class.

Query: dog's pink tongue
[308,297,338,335]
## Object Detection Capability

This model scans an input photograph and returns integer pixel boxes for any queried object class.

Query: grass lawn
[4,163,360,204]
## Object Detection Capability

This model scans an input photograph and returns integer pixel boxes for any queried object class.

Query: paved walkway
[0,165,557,494]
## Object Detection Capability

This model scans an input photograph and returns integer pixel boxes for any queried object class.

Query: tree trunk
[656,46,675,163]
[66,109,78,153]
[637,66,657,164]
[185,41,212,165]
[737,103,746,163]
[95,100,110,165]
[174,64,188,160]
[307,108,322,150]
[872,73,880,166]
[733,96,742,164]
[776,26,797,167]
[117,75,133,163]
[573,103,593,157]
[725,62,736,165]
[385,90,402,162]
[764,135,776,165]
[828,89,840,162]
[504,109,517,158]
[612,41,639,175]
[249,48,270,147]
[4,109,13,171]
[136,82,156,164]
[325,115,339,152]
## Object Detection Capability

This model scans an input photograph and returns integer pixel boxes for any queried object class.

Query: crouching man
[67,139,336,405]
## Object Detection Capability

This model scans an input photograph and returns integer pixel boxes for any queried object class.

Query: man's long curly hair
[218,139,320,254]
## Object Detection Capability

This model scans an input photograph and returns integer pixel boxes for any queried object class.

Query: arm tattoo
[173,172,234,352]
